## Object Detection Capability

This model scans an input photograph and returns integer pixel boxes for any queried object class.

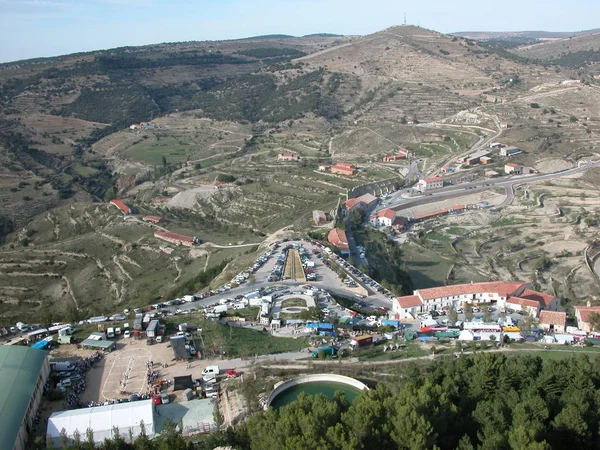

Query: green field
[165,315,308,358]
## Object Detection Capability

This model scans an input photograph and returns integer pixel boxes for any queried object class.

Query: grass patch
[401,242,453,288]
[491,218,531,227]
[357,343,430,361]
[281,298,307,308]
[444,226,467,236]
[165,315,308,358]
[223,307,260,322]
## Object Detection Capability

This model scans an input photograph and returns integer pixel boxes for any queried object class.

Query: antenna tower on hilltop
[404,13,407,26]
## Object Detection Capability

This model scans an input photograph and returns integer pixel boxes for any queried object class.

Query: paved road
[378,159,600,214]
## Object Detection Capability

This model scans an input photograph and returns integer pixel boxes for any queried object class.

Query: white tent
[47,400,155,447]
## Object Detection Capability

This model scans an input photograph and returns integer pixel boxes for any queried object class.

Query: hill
[453,28,600,40]
[509,32,600,67]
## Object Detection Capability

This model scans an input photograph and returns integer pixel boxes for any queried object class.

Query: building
[485,170,500,178]
[331,162,356,176]
[312,210,327,226]
[327,228,350,255]
[343,193,378,216]
[463,150,491,166]
[505,163,522,175]
[277,152,301,161]
[500,146,521,157]
[154,231,199,247]
[318,165,329,171]
[480,156,492,164]
[395,295,423,319]
[109,199,132,215]
[370,208,397,227]
[575,303,600,332]
[382,153,407,162]
[393,281,561,319]
[415,176,443,192]
[0,346,50,450]
[539,310,567,333]
[47,400,155,448]
[142,216,162,224]
[505,296,540,317]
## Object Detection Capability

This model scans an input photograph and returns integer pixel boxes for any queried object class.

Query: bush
[530,103,540,108]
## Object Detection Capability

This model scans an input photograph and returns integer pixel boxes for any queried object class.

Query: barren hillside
[512,33,600,63]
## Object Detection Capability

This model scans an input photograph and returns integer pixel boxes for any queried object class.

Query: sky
[1,0,599,63]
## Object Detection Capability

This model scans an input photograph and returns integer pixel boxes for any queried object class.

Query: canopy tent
[47,400,155,448]
[173,375,194,391]
[80,339,116,351]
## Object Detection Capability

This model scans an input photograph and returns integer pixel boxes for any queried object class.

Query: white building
[500,146,521,157]
[393,282,560,320]
[47,400,155,448]
[415,176,443,192]
[370,208,396,227]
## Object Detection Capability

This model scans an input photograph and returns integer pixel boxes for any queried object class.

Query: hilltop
[453,28,600,40]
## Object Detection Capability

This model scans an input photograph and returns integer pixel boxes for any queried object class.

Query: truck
[107,327,115,339]
[202,365,220,382]
[350,335,373,348]
[380,319,400,328]
[312,346,336,358]
[50,361,76,372]
[213,305,228,314]
[183,295,195,303]
[133,314,143,331]
[146,320,159,338]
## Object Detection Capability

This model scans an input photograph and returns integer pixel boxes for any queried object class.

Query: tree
[448,306,458,326]
[161,155,167,167]
[465,304,474,321]
[587,312,600,332]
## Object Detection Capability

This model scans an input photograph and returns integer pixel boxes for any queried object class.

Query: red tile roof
[506,296,540,309]
[519,289,556,308]
[143,216,162,223]
[378,208,396,220]
[539,310,567,327]
[505,162,519,168]
[332,164,356,176]
[154,231,195,244]
[109,199,131,214]
[424,176,443,183]
[344,198,363,209]
[415,208,449,220]
[575,306,600,323]
[335,162,355,169]
[328,228,349,250]
[395,295,422,308]
[417,281,526,301]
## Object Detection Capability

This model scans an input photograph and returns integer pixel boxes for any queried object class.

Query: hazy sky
[1,0,599,63]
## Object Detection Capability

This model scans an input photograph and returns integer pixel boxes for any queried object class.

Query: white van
[107,327,115,339]
[202,365,220,382]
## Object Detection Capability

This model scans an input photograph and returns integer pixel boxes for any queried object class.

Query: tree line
[46,353,600,449]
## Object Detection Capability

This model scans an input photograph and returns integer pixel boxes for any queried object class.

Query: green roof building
[0,346,50,450]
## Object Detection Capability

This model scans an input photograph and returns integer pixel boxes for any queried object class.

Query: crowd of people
[61,351,104,409]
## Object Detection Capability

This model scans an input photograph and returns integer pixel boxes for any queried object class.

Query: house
[505,296,540,317]
[517,288,560,311]
[485,170,500,178]
[277,152,301,162]
[394,295,423,319]
[318,165,329,171]
[382,153,407,162]
[142,216,162,224]
[538,310,567,333]
[480,156,492,164]
[355,193,378,209]
[312,210,327,226]
[504,163,522,175]
[500,122,510,129]
[392,216,408,231]
[331,162,356,176]
[575,303,600,332]
[343,193,378,215]
[415,176,443,192]
[344,198,365,212]
[109,199,132,215]
[327,228,350,255]
[129,124,142,130]
[154,231,199,247]
[370,208,397,227]
[500,146,521,157]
